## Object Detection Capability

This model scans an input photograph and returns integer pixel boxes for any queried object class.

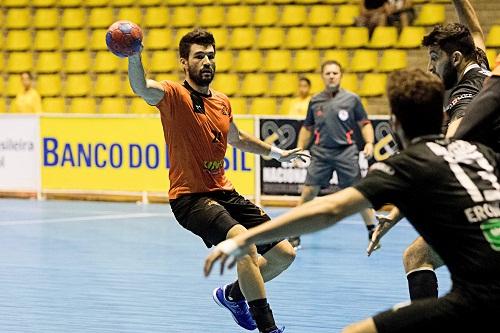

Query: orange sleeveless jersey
[156,80,234,199]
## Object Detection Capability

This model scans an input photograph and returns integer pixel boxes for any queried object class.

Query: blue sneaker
[212,285,257,331]
[269,327,285,333]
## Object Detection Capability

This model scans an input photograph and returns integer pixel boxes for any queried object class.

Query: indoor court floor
[0,199,451,333]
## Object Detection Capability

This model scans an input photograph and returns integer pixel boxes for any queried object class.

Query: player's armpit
[446,118,463,138]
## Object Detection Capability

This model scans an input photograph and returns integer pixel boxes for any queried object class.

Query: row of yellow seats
[213,72,388,97]
[0,26,429,55]
[0,48,408,74]
[2,4,445,30]
[1,0,367,8]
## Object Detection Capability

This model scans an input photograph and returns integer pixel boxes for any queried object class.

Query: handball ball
[106,20,143,58]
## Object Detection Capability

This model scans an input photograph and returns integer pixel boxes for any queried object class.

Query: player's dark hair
[387,69,444,139]
[299,77,311,86]
[321,60,343,74]
[422,23,476,60]
[179,28,216,59]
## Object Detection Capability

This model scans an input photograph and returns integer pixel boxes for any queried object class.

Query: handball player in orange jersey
[127,28,307,333]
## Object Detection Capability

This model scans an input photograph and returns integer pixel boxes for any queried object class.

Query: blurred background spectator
[285,77,312,117]
[12,72,42,114]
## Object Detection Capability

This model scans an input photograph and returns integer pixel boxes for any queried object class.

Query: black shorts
[373,289,499,333]
[170,189,281,255]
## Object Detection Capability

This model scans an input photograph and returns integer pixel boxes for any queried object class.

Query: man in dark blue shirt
[289,60,376,249]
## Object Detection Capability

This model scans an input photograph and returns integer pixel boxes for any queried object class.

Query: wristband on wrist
[268,146,284,160]
[218,239,243,257]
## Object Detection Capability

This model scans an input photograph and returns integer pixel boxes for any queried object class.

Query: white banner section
[0,115,40,191]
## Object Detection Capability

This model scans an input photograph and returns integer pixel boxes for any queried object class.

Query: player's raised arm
[453,0,486,53]
[128,53,165,106]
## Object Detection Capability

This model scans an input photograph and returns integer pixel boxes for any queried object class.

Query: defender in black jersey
[204,69,500,333]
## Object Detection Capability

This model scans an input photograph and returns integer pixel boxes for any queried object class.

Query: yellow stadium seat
[257,28,285,49]
[308,5,334,26]
[36,52,63,73]
[280,6,307,27]
[323,50,349,69]
[334,5,359,26]
[211,28,229,49]
[212,74,239,96]
[5,31,31,51]
[219,0,240,4]
[486,26,500,48]
[0,34,3,51]
[293,50,320,72]
[94,51,120,72]
[62,30,88,51]
[61,8,86,29]
[230,28,256,50]
[296,0,321,3]
[150,51,179,73]
[6,53,33,73]
[270,74,296,97]
[6,76,23,97]
[116,7,143,25]
[0,99,6,113]
[3,0,29,7]
[144,7,169,28]
[34,31,59,51]
[110,0,135,6]
[90,29,108,50]
[226,6,252,27]
[0,56,4,73]
[379,49,408,72]
[396,26,426,49]
[138,0,162,5]
[65,52,91,73]
[485,49,498,70]
[358,73,387,97]
[279,98,292,115]
[262,50,292,72]
[89,8,114,29]
[244,0,266,4]
[215,51,233,73]
[313,27,341,49]
[199,7,225,28]
[171,7,196,28]
[32,0,57,6]
[229,97,248,114]
[130,98,157,114]
[59,0,83,6]
[340,27,369,49]
[414,4,445,26]
[65,75,92,97]
[42,98,66,113]
[286,27,312,49]
[341,73,358,93]
[123,79,136,97]
[165,0,187,4]
[100,98,127,114]
[37,75,62,97]
[350,50,378,72]
[68,98,96,113]
[324,0,349,3]
[368,26,398,49]
[235,50,262,73]
[144,29,172,50]
[85,0,109,6]
[94,74,122,97]
[254,6,279,27]
[6,8,30,29]
[304,73,324,93]
[249,98,277,115]
[241,74,269,97]
[271,0,294,3]
[33,9,58,30]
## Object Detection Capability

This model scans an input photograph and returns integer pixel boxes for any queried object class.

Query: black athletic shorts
[373,289,500,333]
[170,189,281,255]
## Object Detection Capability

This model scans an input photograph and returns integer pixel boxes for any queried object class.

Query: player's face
[185,44,216,87]
[298,80,311,98]
[427,46,458,89]
[322,64,342,90]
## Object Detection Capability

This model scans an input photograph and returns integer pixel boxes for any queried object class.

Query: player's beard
[441,59,458,90]
[189,64,216,87]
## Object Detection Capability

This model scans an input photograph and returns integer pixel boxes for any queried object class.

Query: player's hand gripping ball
[106,20,143,58]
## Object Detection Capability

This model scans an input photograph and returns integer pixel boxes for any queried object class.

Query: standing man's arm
[228,122,308,162]
[453,0,486,53]
[360,121,375,158]
[297,127,313,150]
[128,52,165,106]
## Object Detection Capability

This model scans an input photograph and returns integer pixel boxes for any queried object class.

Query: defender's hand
[367,214,394,256]
[278,148,310,163]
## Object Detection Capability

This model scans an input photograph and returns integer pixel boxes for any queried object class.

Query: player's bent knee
[342,318,377,333]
